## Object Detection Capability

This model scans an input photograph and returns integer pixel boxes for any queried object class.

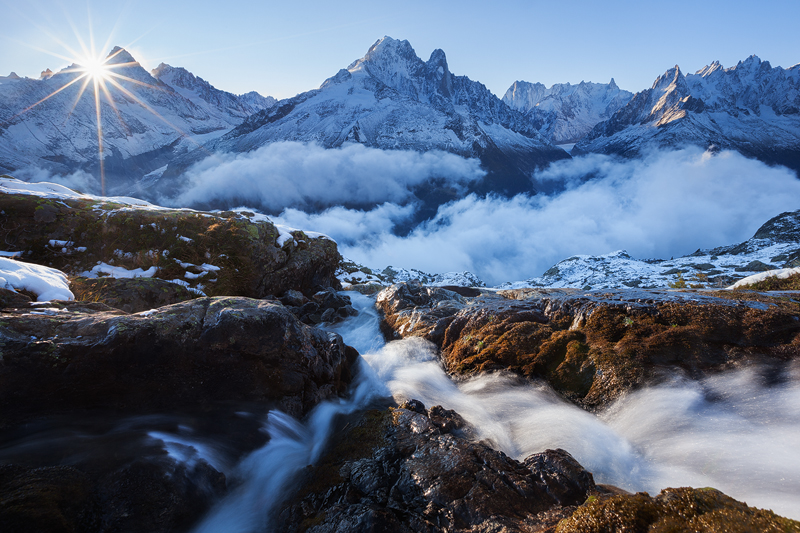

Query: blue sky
[2,0,799,100]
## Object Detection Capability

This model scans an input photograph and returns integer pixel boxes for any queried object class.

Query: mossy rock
[556,487,800,532]
[70,276,198,313]
[0,193,341,298]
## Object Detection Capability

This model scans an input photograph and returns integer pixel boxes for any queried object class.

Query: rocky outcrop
[69,276,198,313]
[556,486,800,533]
[0,296,359,425]
[0,185,341,299]
[278,400,597,532]
[377,282,800,408]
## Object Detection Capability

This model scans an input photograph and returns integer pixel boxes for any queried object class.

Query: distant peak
[609,77,618,88]
[6,72,20,79]
[40,68,54,79]
[736,54,762,68]
[695,60,723,77]
[106,47,137,66]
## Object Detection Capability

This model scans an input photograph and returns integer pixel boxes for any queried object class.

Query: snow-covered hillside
[0,48,274,194]
[157,37,570,200]
[573,56,800,173]
[502,80,633,145]
[502,210,800,290]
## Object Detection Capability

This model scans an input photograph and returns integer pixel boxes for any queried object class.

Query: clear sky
[2,0,799,100]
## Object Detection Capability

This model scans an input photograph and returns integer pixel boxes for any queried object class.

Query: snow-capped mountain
[0,48,274,193]
[158,37,570,200]
[502,80,633,145]
[573,56,800,173]
[151,63,276,121]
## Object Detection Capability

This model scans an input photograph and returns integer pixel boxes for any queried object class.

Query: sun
[78,56,113,82]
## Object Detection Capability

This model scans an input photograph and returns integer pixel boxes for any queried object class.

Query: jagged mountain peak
[695,60,723,77]
[502,78,634,144]
[651,65,684,92]
[107,47,138,66]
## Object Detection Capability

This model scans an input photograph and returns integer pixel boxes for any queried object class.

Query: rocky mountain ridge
[573,55,800,173]
[503,79,633,144]
[155,37,570,202]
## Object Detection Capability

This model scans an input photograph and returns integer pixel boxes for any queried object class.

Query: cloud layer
[170,141,485,210]
[273,148,800,285]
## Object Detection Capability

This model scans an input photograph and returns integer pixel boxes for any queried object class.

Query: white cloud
[13,167,100,194]
[279,148,800,285]
[169,141,485,210]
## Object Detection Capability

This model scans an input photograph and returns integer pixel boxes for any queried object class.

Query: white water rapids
[191,292,800,531]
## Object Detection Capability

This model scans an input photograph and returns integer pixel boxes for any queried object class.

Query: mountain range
[1,38,799,207]
[573,55,800,173]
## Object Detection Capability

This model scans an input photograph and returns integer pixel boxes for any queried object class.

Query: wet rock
[69,276,197,313]
[376,280,466,341]
[0,296,359,425]
[0,465,95,532]
[290,288,357,326]
[556,486,800,532]
[279,289,306,307]
[378,286,800,409]
[278,401,597,533]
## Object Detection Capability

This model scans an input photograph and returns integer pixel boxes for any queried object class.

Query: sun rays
[5,15,197,197]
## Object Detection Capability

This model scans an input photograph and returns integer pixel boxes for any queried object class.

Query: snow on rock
[0,257,73,301]
[502,210,800,290]
[430,271,486,287]
[81,263,159,279]
[728,267,800,289]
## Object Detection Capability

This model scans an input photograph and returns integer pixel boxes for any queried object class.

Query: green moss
[556,487,800,533]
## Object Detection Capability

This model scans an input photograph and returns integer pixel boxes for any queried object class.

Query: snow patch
[0,257,74,301]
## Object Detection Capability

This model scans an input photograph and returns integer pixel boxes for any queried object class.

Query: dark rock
[278,402,596,533]
[279,289,305,307]
[0,296,359,424]
[439,285,481,297]
[69,276,197,313]
[0,465,95,533]
[735,260,776,272]
[0,287,31,308]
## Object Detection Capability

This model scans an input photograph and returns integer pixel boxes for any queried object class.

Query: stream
[1,292,797,530]
[192,292,800,530]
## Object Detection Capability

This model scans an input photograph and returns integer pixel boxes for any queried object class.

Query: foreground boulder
[0,296,359,425]
[377,282,800,408]
[278,400,597,532]
[0,181,340,298]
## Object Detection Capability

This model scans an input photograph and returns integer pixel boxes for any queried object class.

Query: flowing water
[4,292,795,531]
[189,292,800,530]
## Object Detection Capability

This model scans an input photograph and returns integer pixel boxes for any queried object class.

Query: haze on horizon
[2,0,799,101]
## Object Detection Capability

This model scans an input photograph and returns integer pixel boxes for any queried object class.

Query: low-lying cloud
[170,142,485,210]
[12,167,99,194]
[273,148,800,285]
